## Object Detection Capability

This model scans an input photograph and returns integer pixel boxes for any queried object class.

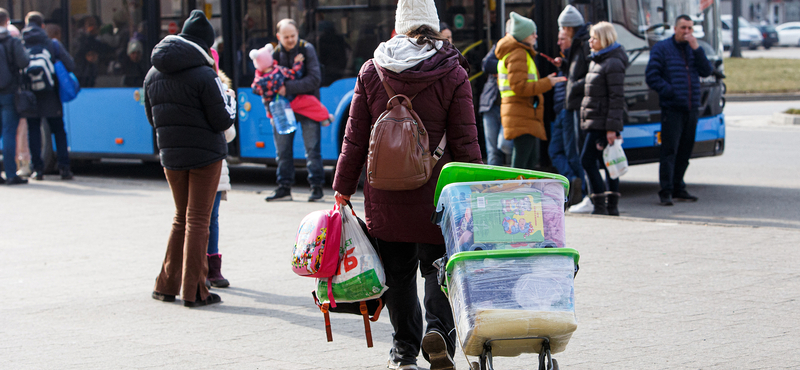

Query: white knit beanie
[395,0,440,35]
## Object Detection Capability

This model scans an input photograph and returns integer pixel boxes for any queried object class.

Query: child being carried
[250,44,332,126]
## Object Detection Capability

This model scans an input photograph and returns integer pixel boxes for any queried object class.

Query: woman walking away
[144,10,236,307]
[580,21,629,215]
[332,0,482,368]
[495,12,566,170]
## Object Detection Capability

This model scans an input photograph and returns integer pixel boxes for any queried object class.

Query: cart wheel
[470,361,480,370]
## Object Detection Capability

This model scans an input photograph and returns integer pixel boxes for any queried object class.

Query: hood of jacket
[374,35,443,73]
[591,42,629,68]
[495,33,535,62]
[151,35,214,74]
[374,39,469,98]
[0,26,11,41]
[21,25,48,45]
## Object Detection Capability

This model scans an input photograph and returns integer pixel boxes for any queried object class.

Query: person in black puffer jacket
[145,10,236,308]
[580,22,629,216]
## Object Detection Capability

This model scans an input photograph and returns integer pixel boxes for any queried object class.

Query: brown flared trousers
[154,160,222,303]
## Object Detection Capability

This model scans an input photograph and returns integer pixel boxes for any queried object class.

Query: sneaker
[568,196,593,213]
[152,291,176,302]
[673,190,698,202]
[422,330,455,370]
[659,193,674,206]
[265,186,292,202]
[16,162,32,178]
[6,176,28,185]
[31,171,44,181]
[308,186,324,202]
[387,358,418,370]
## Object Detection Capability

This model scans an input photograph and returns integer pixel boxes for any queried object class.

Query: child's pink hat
[249,44,274,71]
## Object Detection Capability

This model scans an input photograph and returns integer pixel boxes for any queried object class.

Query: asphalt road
[68,100,800,230]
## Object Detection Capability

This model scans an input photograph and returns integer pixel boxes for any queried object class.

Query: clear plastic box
[436,180,567,257]
[446,249,579,357]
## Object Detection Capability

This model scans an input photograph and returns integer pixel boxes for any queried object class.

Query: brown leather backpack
[366,61,446,191]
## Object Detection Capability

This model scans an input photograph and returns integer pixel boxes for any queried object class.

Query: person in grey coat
[0,8,30,185]
[22,12,76,181]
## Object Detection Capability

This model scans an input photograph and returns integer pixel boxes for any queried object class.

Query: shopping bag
[603,140,628,179]
[316,204,387,305]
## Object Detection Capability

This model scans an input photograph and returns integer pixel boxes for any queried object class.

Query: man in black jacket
[22,11,76,181]
[558,5,593,212]
[265,19,325,202]
[0,8,30,185]
[646,15,713,206]
[145,10,236,308]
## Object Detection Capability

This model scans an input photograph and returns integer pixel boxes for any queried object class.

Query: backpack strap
[372,60,416,101]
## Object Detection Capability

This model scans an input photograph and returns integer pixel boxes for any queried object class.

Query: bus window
[67,0,146,88]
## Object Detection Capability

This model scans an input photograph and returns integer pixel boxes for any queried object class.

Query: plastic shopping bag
[603,140,628,179]
[316,204,387,305]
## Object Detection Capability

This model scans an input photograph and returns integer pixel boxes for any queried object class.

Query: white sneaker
[568,196,593,213]
[387,359,418,370]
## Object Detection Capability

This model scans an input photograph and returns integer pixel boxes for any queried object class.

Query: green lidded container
[433,163,570,206]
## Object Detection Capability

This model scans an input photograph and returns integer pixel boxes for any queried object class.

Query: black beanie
[179,10,215,50]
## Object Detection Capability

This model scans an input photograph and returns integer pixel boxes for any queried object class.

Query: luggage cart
[432,163,579,370]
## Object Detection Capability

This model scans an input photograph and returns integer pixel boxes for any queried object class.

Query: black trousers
[659,108,698,196]
[376,239,456,366]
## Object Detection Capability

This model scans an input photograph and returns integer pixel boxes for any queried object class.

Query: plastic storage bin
[436,179,567,257]
[445,249,579,357]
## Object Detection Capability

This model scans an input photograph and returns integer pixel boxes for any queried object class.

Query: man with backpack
[0,8,30,185]
[22,11,75,180]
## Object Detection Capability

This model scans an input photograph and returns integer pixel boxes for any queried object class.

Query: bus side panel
[237,78,356,162]
[622,113,725,164]
[64,88,155,155]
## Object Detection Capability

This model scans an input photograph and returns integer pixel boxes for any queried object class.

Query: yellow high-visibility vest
[498,51,539,98]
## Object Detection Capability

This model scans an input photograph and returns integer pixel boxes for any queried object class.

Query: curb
[725,93,800,102]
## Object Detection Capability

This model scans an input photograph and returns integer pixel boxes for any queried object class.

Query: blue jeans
[481,105,504,166]
[659,108,698,196]
[0,94,19,179]
[272,114,323,187]
[581,130,619,194]
[549,110,584,184]
[207,191,222,255]
[28,116,71,172]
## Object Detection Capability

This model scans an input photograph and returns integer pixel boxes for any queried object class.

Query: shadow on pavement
[616,180,800,229]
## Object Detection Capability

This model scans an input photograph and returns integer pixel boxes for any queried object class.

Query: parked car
[776,22,800,46]
[721,15,763,50]
[756,24,779,48]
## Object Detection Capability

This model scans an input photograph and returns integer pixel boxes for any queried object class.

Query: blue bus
[1,0,723,172]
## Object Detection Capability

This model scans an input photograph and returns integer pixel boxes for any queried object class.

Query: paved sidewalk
[2,177,799,369]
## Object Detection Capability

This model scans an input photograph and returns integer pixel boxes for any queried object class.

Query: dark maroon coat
[333,45,483,244]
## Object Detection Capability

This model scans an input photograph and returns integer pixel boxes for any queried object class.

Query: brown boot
[206,254,230,288]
